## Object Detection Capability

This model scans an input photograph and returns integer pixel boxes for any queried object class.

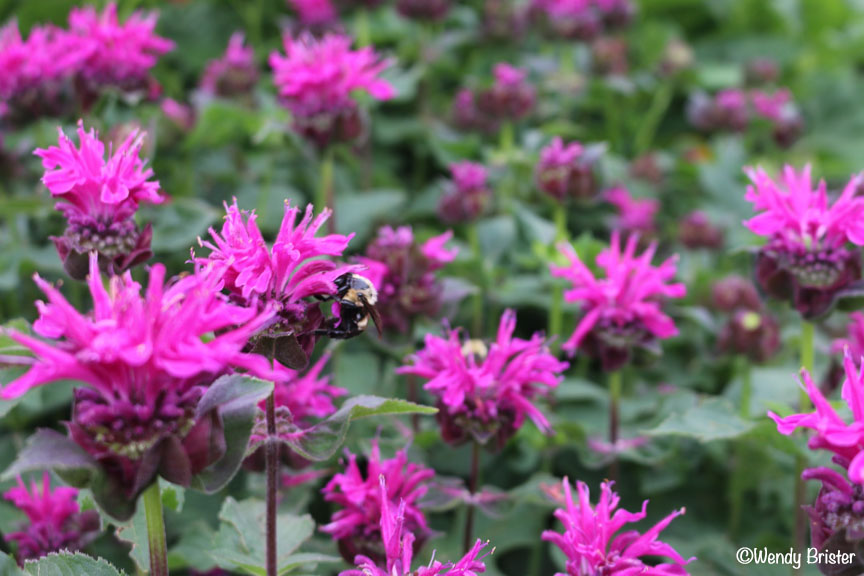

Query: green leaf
[253,396,437,462]
[191,374,274,494]
[143,197,221,253]
[209,498,335,575]
[23,552,126,576]
[335,189,406,245]
[646,397,755,442]
[1,429,97,483]
[477,215,518,264]
[0,551,24,576]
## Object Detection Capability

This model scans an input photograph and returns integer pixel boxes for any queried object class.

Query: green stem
[468,225,484,336]
[355,9,371,47]
[549,208,567,353]
[317,149,335,234]
[463,441,481,554]
[608,370,622,482]
[730,357,751,539]
[634,83,673,156]
[793,321,815,571]
[142,482,168,576]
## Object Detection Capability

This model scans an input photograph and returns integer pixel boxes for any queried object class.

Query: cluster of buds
[199,33,259,99]
[678,211,725,250]
[712,276,780,363]
[288,0,340,33]
[744,165,864,319]
[687,88,803,148]
[535,137,603,202]
[451,64,535,132]
[439,162,493,223]
[603,186,658,239]
[396,0,450,22]
[483,0,530,40]
[531,0,634,41]
[355,226,457,334]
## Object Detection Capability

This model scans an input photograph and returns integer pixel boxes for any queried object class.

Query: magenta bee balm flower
[439,162,492,223]
[341,477,491,576]
[1,255,274,512]
[356,226,457,333]
[0,22,79,123]
[744,164,864,318]
[197,199,357,365]
[3,473,100,563]
[770,350,864,485]
[542,478,693,576]
[288,0,339,30]
[269,32,394,147]
[67,2,173,102]
[200,33,258,98]
[398,310,567,448]
[604,187,659,238]
[35,120,164,279]
[322,441,435,564]
[396,0,451,22]
[551,233,686,371]
[477,63,535,123]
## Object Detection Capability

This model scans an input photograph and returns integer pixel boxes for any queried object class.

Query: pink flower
[745,165,864,317]
[35,120,165,278]
[542,478,693,576]
[161,98,195,131]
[751,89,792,122]
[3,473,99,563]
[271,353,346,424]
[398,310,568,447]
[0,22,79,121]
[535,137,600,201]
[687,89,749,133]
[534,0,601,39]
[550,233,686,370]
[36,121,164,226]
[288,0,338,27]
[678,210,724,250]
[197,199,356,359]
[2,254,274,496]
[355,226,456,333]
[340,476,491,576]
[322,441,434,564]
[200,33,258,98]
[439,162,492,223]
[269,32,393,146]
[770,351,864,485]
[478,63,535,122]
[67,2,174,96]
[604,186,659,237]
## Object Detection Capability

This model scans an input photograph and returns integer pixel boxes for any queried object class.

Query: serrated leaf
[0,551,23,576]
[23,552,126,576]
[646,397,755,442]
[2,429,97,483]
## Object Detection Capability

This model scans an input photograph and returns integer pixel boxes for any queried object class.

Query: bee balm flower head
[322,441,434,564]
[439,162,492,223]
[200,33,258,98]
[269,32,394,148]
[3,473,100,563]
[35,120,165,280]
[340,476,492,576]
[2,255,274,508]
[744,165,864,318]
[535,137,601,202]
[551,233,686,371]
[398,310,568,448]
[542,477,693,576]
[67,2,173,103]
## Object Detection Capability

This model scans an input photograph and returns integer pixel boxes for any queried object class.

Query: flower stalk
[266,391,278,576]
[464,440,481,554]
[318,148,336,235]
[143,482,168,576]
[608,370,622,482]
[549,206,567,354]
[793,320,815,571]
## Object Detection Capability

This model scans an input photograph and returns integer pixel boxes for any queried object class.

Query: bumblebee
[317,273,383,339]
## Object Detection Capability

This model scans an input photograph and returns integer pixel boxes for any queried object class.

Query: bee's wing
[360,294,384,338]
